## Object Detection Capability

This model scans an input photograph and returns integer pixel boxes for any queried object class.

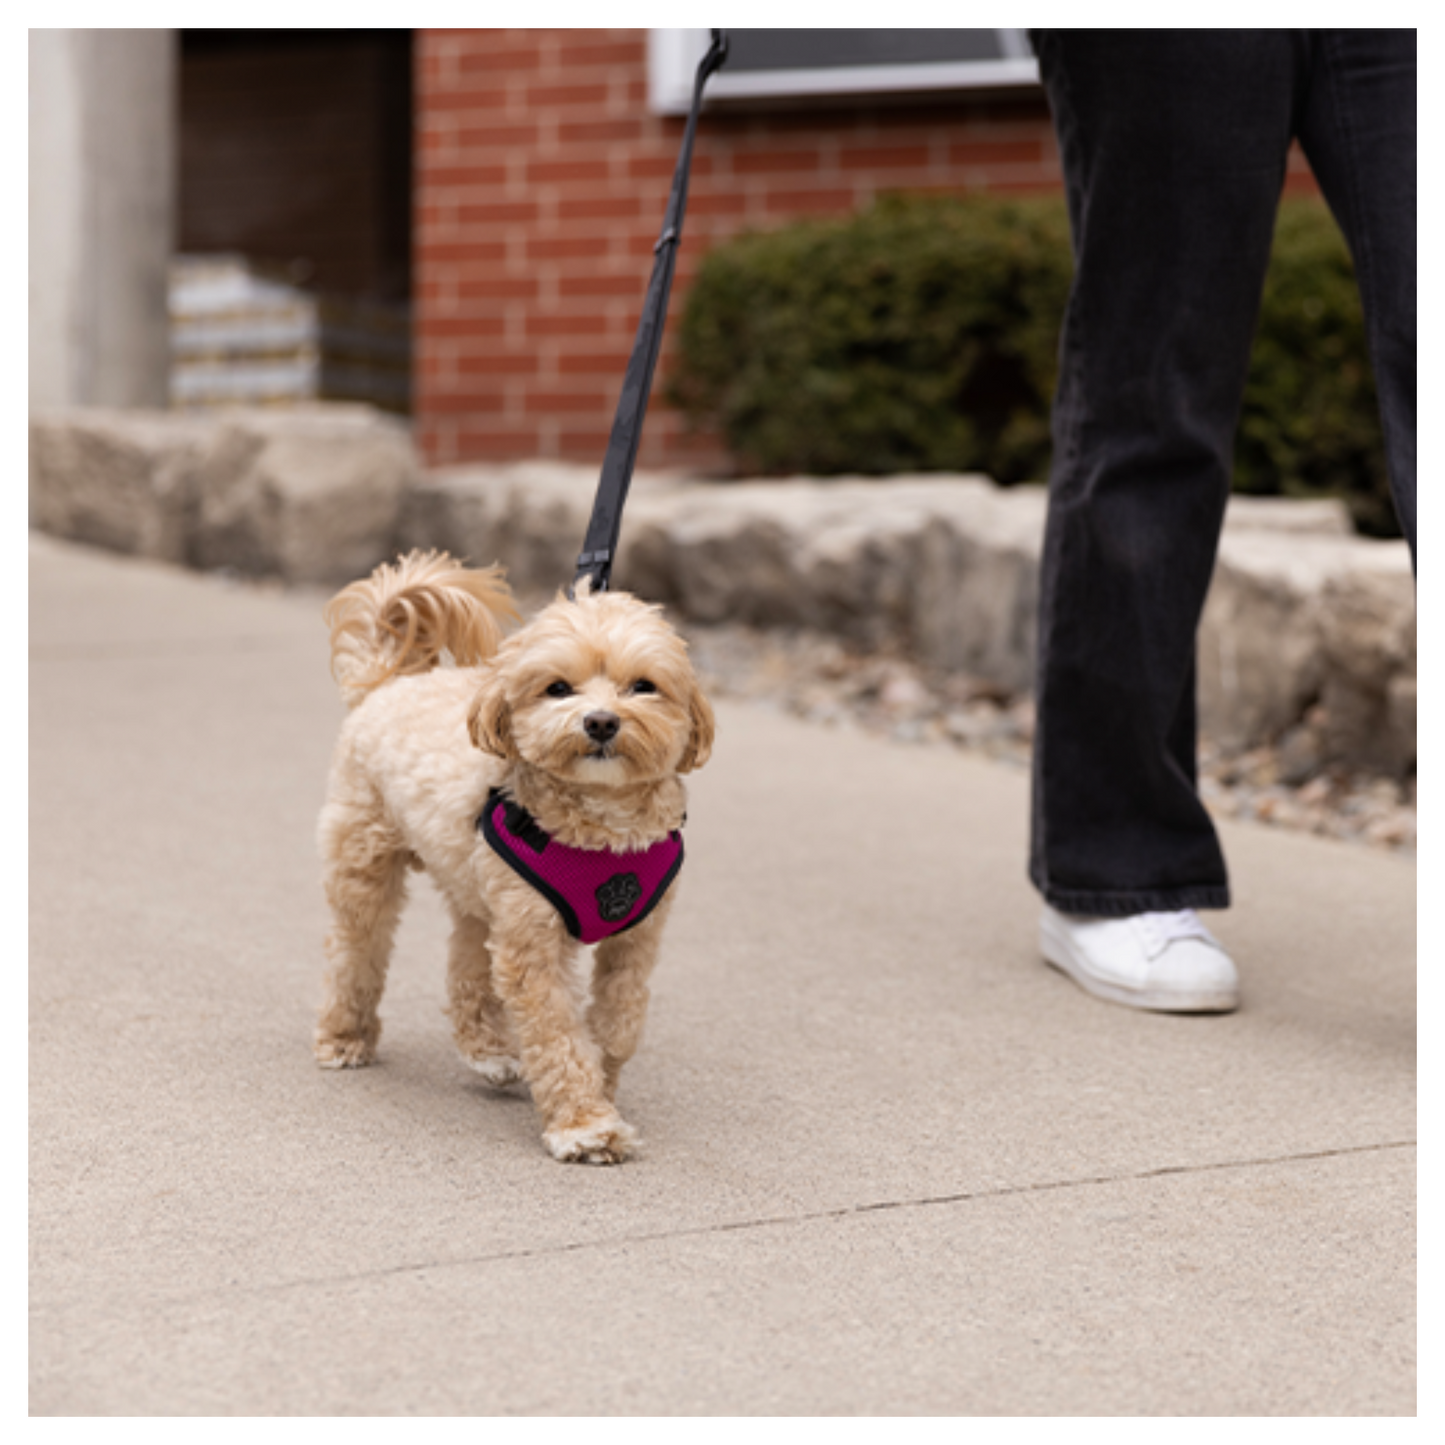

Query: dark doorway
[178,29,413,304]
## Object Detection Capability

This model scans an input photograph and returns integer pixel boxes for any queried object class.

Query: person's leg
[1029,31,1300,917]
[1295,30,1416,565]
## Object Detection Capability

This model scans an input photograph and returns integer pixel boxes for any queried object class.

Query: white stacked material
[169,254,410,413]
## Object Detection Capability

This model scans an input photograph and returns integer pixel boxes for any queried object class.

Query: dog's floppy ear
[678,682,715,773]
[467,664,517,759]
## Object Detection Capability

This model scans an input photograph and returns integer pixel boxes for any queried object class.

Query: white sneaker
[1039,905,1241,1013]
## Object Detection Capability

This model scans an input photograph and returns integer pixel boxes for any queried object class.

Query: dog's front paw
[462,1051,524,1089]
[543,1115,639,1165]
[314,1029,377,1069]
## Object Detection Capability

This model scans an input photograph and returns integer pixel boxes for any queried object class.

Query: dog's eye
[545,681,574,698]
[630,679,658,696]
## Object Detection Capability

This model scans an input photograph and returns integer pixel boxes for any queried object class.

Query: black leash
[572,28,729,596]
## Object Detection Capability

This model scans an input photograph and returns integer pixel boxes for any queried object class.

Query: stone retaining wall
[29,406,414,586]
[30,406,1415,777]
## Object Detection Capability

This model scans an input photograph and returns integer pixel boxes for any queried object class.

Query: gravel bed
[683,621,1416,858]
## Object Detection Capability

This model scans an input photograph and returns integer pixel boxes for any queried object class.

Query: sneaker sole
[1040,915,1240,1014]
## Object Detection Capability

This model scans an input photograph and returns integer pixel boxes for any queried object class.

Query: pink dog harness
[479,788,684,945]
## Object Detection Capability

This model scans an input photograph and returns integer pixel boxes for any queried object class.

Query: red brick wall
[414,28,1320,472]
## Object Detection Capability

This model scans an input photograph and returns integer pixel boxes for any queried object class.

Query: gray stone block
[189,406,415,585]
[29,408,211,563]
[1318,565,1417,776]
[1198,529,1414,774]
[396,462,596,598]
[31,404,416,586]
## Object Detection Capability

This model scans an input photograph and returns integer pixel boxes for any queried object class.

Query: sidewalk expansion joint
[81,1137,1413,1311]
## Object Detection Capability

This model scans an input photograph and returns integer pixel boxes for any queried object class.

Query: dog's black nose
[583,710,620,743]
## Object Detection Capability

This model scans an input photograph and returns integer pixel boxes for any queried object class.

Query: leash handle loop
[572,29,727,596]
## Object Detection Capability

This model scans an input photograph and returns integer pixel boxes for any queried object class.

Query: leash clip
[571,548,611,599]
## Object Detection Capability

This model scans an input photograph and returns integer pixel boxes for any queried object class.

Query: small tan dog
[314,550,714,1164]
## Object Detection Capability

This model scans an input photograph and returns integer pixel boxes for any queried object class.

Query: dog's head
[467,586,714,786]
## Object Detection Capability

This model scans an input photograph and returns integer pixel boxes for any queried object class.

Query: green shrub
[667,195,1071,484]
[666,194,1396,537]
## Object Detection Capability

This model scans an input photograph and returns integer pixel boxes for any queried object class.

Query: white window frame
[648,28,1039,115]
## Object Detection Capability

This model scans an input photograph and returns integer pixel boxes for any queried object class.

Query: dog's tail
[324,549,520,709]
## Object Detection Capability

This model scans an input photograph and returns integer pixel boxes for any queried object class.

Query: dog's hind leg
[445,910,522,1087]
[314,793,410,1069]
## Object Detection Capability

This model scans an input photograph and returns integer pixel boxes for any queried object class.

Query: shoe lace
[1133,909,1216,958]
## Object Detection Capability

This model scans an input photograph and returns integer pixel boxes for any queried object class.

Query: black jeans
[1028,30,1416,916]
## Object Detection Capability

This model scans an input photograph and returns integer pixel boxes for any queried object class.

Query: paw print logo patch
[596,871,642,923]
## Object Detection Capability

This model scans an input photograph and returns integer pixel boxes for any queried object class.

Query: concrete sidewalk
[29,534,1416,1416]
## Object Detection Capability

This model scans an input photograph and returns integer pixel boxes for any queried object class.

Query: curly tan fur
[314,552,714,1164]
[325,549,520,709]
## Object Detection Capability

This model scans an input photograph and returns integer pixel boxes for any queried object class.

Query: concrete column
[29,30,176,409]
